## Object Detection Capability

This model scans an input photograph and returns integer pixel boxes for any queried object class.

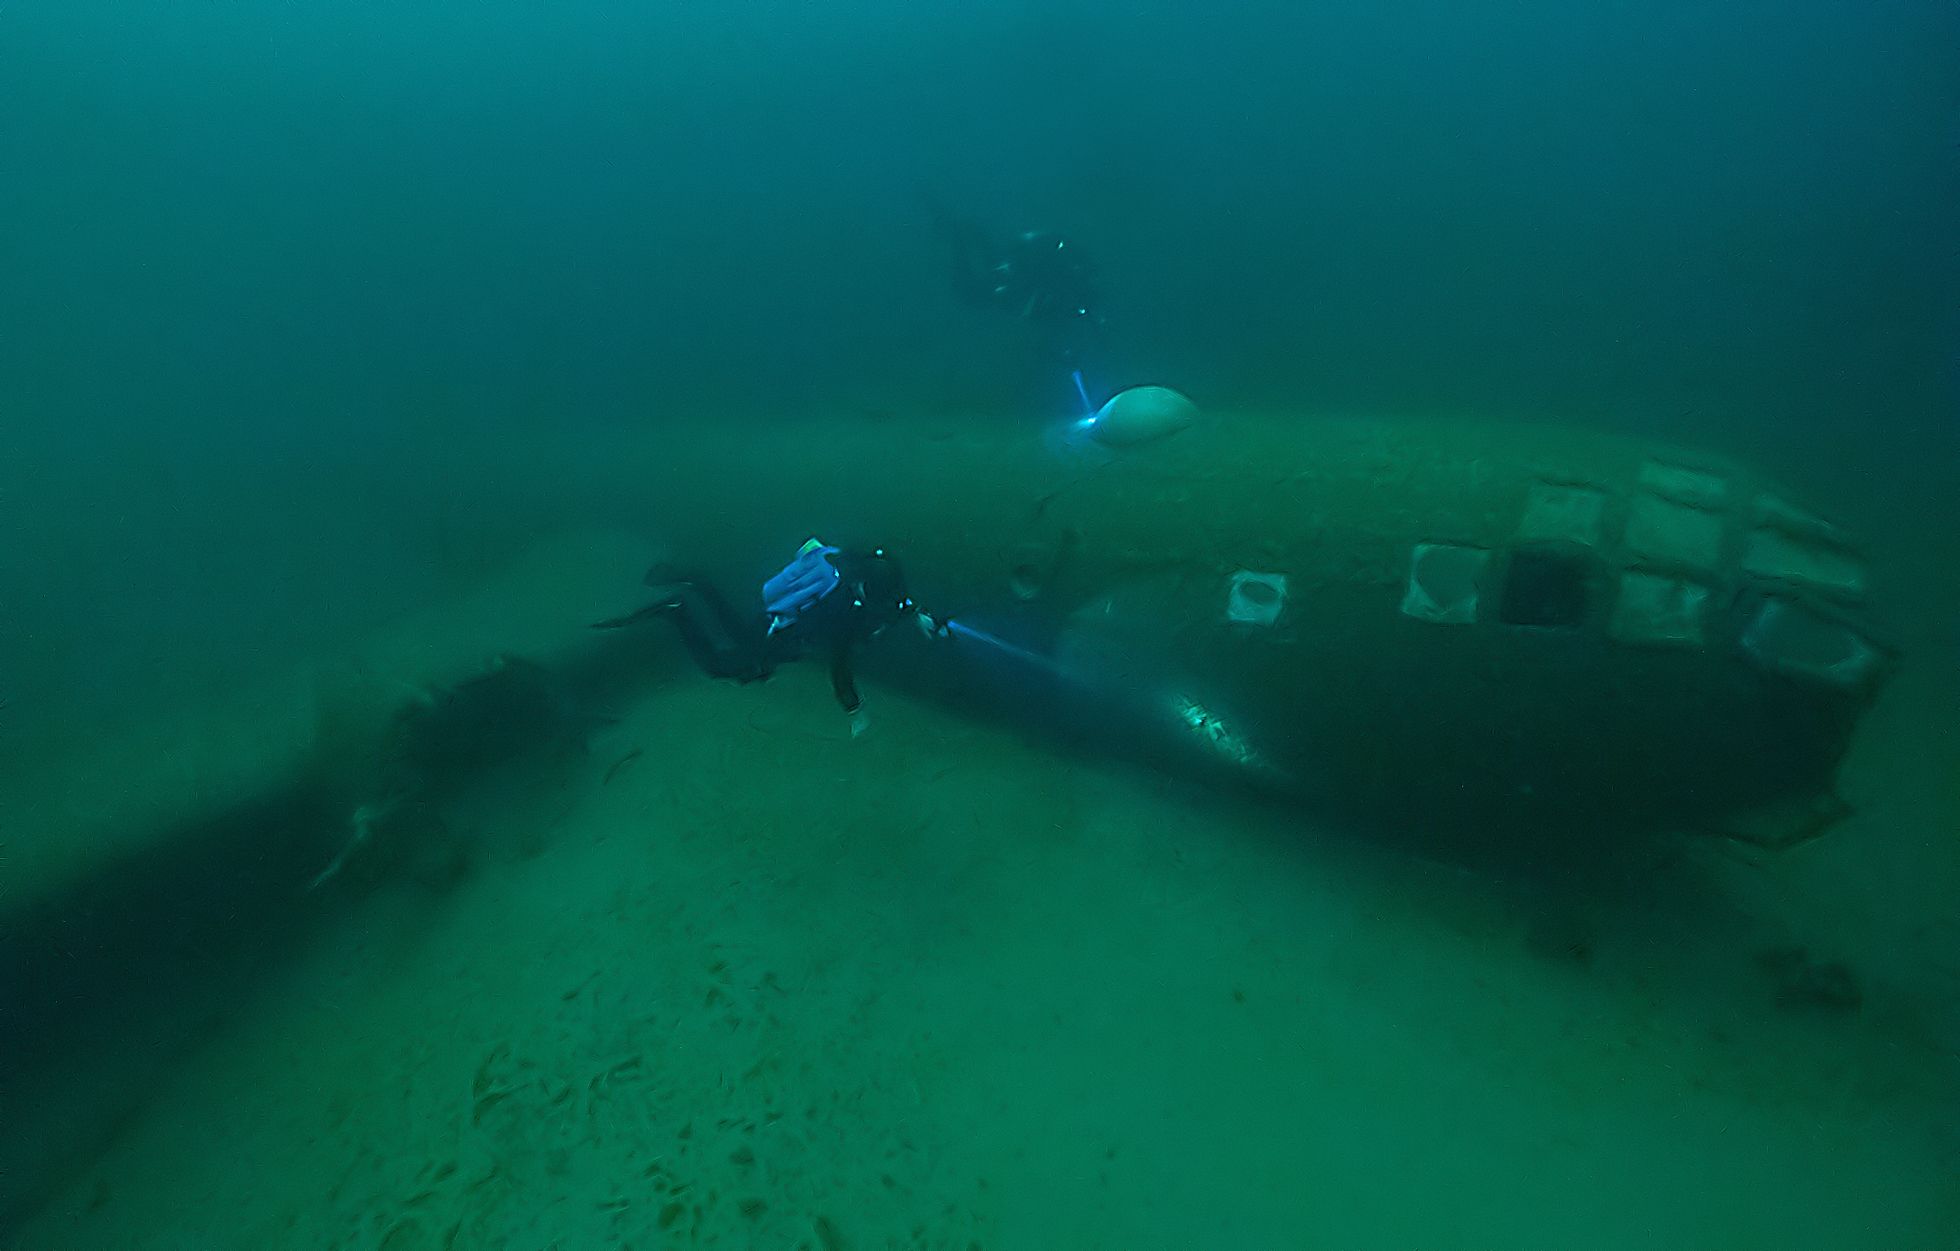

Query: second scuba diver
[926,196,1108,397]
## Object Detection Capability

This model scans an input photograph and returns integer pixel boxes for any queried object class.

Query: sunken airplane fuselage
[632,396,1893,848]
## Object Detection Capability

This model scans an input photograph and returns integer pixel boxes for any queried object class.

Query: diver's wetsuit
[990,230,1100,328]
[594,549,913,714]
[937,210,1106,370]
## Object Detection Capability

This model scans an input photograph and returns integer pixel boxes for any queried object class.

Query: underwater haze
[2,0,1957,1247]
[3,0,1957,713]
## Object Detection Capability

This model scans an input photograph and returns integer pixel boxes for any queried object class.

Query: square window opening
[1498,547,1598,629]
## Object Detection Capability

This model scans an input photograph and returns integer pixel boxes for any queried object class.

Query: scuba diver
[926,196,1108,390]
[592,539,932,734]
[958,228,1102,348]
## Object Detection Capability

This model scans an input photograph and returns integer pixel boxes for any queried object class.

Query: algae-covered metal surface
[611,408,1893,846]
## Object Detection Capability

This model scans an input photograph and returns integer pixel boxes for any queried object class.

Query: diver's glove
[914,610,952,640]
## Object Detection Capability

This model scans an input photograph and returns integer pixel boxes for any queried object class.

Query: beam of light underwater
[941,619,1080,683]
[936,617,1284,781]
[1049,378,1105,455]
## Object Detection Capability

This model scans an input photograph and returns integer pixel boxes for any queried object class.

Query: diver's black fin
[1705,789,1853,851]
[590,602,674,631]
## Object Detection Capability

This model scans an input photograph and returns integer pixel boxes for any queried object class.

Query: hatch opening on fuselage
[1497,546,1599,629]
